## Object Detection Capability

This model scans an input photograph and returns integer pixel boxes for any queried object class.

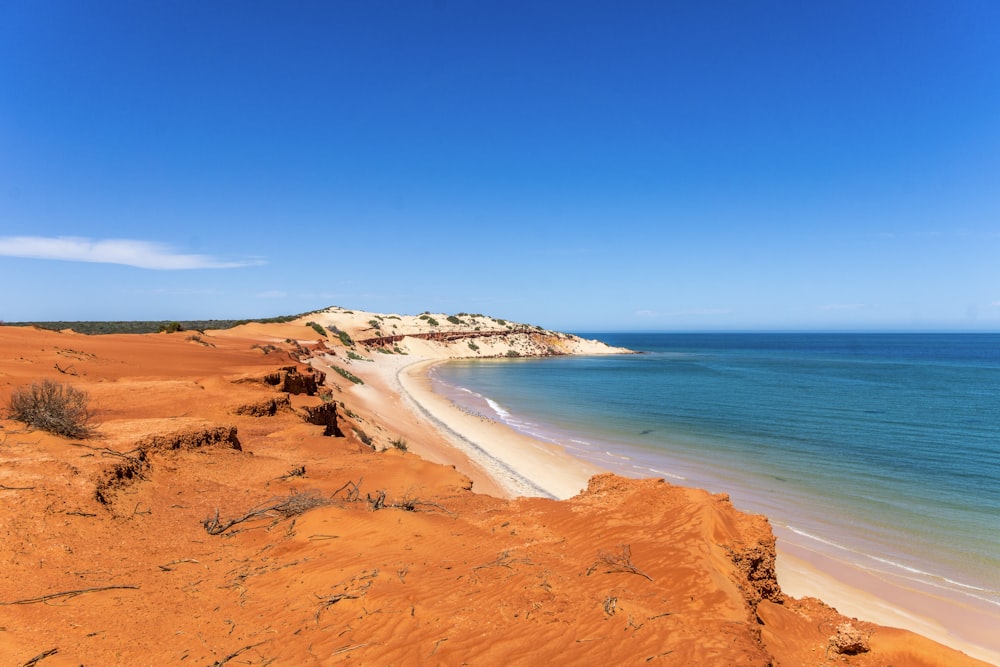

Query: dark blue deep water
[432,333,1000,607]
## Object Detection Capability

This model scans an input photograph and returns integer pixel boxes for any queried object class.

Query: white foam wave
[645,467,686,480]
[786,525,1000,606]
[485,397,510,420]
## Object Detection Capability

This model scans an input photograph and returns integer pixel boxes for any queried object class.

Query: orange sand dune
[0,323,991,666]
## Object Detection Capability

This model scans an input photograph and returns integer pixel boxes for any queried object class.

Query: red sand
[0,323,992,666]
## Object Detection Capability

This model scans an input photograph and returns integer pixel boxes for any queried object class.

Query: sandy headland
[0,306,995,665]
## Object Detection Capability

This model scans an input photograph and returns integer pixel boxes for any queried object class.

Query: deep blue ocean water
[431,333,1000,609]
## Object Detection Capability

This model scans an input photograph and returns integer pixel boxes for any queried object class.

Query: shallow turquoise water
[432,333,1000,608]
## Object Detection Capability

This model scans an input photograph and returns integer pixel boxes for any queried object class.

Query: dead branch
[68,442,140,460]
[209,641,267,666]
[390,497,454,514]
[587,544,654,582]
[472,550,532,577]
[332,478,363,502]
[1,585,139,605]
[203,491,331,535]
[366,490,386,511]
[1,484,36,491]
[603,596,618,616]
[276,465,306,481]
[21,648,58,667]
[158,558,199,572]
[331,644,369,656]
[315,570,379,621]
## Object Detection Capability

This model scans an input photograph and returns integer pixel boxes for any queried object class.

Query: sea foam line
[785,525,1000,606]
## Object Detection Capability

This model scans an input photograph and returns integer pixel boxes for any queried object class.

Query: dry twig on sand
[203,491,330,535]
[20,647,58,667]
[1,585,140,606]
[209,641,267,666]
[315,569,379,621]
[587,544,654,582]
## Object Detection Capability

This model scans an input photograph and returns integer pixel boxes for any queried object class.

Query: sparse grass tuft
[7,380,94,438]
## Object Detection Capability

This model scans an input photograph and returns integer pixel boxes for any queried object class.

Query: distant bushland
[3,312,309,335]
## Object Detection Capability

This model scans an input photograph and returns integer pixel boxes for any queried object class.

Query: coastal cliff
[0,309,991,665]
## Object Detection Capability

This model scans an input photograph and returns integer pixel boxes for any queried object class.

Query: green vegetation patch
[331,366,364,385]
[306,321,329,337]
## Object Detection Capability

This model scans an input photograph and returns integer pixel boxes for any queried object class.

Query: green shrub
[390,437,408,452]
[7,380,94,438]
[336,329,354,347]
[331,366,364,384]
[468,341,480,352]
[353,428,373,447]
[347,350,367,361]
[306,321,328,337]
[505,350,520,358]
[447,315,463,325]
[159,322,183,333]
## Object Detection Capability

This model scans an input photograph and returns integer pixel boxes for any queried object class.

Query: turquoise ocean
[430,333,1000,612]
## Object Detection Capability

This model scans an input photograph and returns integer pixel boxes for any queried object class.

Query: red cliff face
[0,325,990,666]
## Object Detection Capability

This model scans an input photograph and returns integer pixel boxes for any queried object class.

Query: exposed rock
[236,366,325,395]
[94,452,149,505]
[135,425,242,452]
[730,538,783,605]
[302,402,344,437]
[232,394,292,417]
[96,426,241,505]
[829,622,870,655]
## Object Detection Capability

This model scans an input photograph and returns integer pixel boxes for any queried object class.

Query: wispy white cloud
[991,301,1000,308]
[0,236,264,270]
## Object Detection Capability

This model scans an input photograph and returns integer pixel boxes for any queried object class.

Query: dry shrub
[7,379,94,438]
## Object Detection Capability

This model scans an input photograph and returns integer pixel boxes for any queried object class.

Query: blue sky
[2,1,998,331]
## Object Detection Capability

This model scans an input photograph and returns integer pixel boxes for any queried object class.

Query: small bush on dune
[7,379,94,438]
[306,321,328,337]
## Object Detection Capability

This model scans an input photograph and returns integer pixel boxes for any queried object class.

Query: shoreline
[393,355,1000,666]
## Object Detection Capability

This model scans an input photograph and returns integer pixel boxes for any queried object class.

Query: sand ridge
[0,309,993,666]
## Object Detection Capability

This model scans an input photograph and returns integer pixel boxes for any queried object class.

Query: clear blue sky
[2,1,998,331]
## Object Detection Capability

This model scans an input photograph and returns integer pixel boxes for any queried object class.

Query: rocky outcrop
[95,426,242,506]
[302,402,344,437]
[232,395,292,417]
[240,366,325,395]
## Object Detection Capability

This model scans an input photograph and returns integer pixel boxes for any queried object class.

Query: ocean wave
[485,397,511,420]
